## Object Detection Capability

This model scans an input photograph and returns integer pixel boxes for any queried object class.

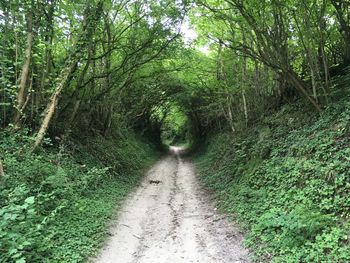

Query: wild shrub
[0,129,157,262]
[195,101,350,262]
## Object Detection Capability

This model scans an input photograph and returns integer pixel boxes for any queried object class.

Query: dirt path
[94,147,250,263]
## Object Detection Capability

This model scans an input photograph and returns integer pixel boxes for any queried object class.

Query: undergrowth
[195,101,350,263]
[0,129,158,263]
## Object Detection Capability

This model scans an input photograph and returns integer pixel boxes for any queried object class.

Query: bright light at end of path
[169,146,186,155]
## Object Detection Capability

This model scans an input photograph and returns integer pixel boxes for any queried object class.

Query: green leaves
[195,101,350,262]
[0,124,157,263]
[24,196,35,204]
[0,186,39,263]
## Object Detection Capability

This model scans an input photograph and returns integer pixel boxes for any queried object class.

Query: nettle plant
[0,186,40,263]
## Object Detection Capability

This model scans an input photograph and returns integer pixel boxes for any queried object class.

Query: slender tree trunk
[1,5,10,127]
[242,90,248,126]
[39,1,55,89]
[21,76,33,122]
[221,103,235,133]
[241,31,248,126]
[38,4,55,114]
[68,99,81,125]
[103,105,113,136]
[0,158,4,177]
[217,41,226,80]
[318,0,330,97]
[14,12,33,129]
[320,45,329,89]
[319,44,330,104]
[310,60,318,100]
[104,13,112,89]
[227,100,235,133]
[1,71,6,127]
[102,18,112,136]
[285,70,321,113]
[11,6,19,90]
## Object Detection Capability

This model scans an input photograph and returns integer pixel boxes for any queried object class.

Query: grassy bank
[195,101,350,262]
[0,129,158,263]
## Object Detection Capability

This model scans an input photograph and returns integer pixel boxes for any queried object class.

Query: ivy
[196,101,350,262]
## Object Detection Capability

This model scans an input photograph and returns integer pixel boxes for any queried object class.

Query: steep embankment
[0,130,158,263]
[195,102,350,262]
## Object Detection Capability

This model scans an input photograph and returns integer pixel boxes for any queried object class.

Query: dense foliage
[1,0,350,262]
[0,127,157,262]
[195,99,350,262]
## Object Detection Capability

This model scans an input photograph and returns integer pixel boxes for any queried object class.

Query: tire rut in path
[94,147,251,263]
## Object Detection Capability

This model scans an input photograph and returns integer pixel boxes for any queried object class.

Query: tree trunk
[310,60,318,100]
[242,90,248,126]
[40,1,55,86]
[217,41,226,80]
[102,18,112,137]
[2,4,10,127]
[103,105,113,136]
[0,158,4,177]
[38,2,55,113]
[33,1,104,150]
[285,70,322,113]
[68,99,81,125]
[225,98,235,134]
[319,44,330,104]
[318,0,330,98]
[33,61,76,150]
[344,35,350,65]
[14,12,33,129]
[241,33,248,126]
[331,0,350,65]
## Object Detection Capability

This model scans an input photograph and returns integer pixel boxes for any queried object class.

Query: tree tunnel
[129,84,205,150]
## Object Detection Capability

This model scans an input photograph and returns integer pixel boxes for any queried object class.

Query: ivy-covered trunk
[14,11,33,129]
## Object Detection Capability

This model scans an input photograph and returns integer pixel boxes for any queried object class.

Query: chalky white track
[94,147,250,263]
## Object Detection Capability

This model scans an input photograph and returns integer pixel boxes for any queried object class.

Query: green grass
[0,129,158,263]
[41,179,133,262]
[194,101,350,262]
